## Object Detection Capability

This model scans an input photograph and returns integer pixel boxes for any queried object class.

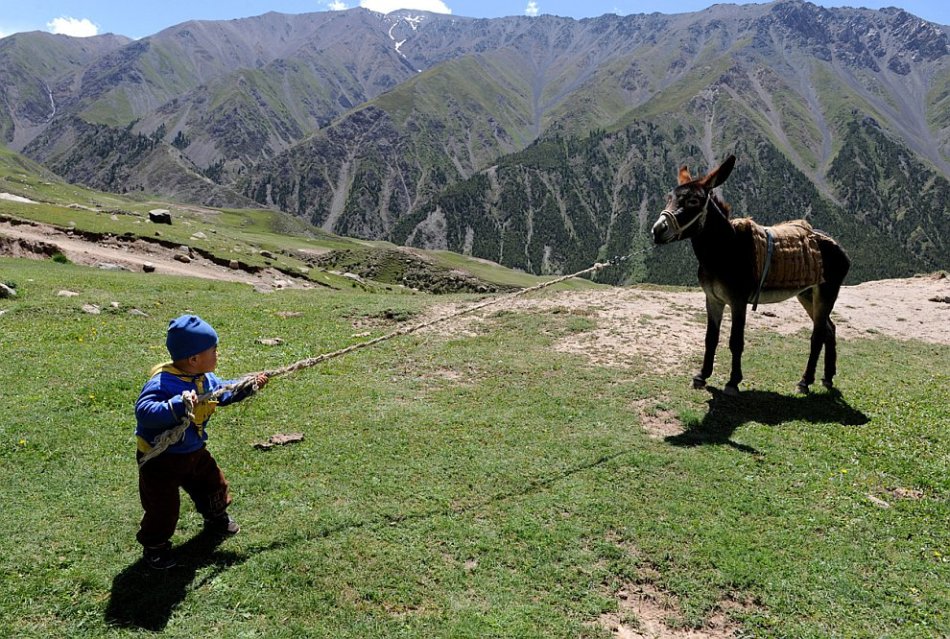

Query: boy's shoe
[143,544,176,570]
[203,513,240,537]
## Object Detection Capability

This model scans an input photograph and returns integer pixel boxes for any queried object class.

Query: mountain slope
[1,1,947,281]
[389,115,927,286]
[249,2,944,282]
[0,32,131,148]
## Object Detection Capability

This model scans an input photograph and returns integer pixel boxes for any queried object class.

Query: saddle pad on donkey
[732,217,824,289]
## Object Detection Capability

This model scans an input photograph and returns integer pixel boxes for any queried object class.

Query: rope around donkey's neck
[138,255,629,467]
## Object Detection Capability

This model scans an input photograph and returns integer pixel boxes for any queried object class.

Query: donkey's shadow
[105,531,249,631]
[665,387,869,454]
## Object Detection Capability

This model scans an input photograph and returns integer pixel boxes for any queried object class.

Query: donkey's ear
[678,165,692,185]
[700,155,736,189]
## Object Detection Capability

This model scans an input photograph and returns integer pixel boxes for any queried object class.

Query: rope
[138,254,630,467]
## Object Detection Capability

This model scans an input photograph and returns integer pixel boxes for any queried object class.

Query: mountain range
[1,0,947,284]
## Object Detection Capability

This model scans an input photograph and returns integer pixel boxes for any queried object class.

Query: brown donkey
[651,155,851,396]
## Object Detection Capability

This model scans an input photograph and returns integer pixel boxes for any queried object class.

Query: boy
[134,314,268,569]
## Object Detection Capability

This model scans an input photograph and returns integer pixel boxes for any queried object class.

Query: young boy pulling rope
[134,315,268,569]
[133,256,626,569]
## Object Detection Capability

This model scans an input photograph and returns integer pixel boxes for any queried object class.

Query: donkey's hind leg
[822,317,838,389]
[795,289,823,393]
[819,278,845,389]
[815,235,850,390]
[796,286,836,393]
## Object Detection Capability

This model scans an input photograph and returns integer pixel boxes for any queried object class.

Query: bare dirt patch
[597,536,759,638]
[431,274,950,376]
[885,486,926,500]
[631,399,684,440]
[599,582,749,639]
[0,218,311,292]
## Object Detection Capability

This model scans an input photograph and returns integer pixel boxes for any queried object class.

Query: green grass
[1,257,947,638]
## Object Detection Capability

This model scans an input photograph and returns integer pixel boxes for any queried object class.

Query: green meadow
[1,254,947,638]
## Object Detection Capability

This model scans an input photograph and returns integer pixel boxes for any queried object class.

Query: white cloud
[360,0,451,14]
[327,1,348,9]
[525,1,540,17]
[47,16,99,37]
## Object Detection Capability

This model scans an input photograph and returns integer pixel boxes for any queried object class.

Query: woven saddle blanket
[731,217,824,290]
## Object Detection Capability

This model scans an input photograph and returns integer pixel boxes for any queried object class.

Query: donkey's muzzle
[651,213,674,244]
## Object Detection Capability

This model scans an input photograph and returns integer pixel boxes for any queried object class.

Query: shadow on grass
[233,450,633,555]
[665,387,869,454]
[105,530,249,631]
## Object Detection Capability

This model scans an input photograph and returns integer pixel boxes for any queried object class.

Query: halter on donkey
[651,155,851,396]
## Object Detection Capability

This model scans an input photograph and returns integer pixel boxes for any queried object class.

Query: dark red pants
[136,446,231,548]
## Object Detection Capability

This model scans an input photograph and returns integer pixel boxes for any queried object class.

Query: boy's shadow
[105,531,247,631]
[665,387,869,454]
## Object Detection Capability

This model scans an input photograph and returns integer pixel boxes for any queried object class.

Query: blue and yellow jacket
[134,363,255,455]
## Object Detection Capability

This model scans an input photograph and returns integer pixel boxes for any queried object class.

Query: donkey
[651,155,850,396]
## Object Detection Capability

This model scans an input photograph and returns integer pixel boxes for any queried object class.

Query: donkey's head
[651,155,736,244]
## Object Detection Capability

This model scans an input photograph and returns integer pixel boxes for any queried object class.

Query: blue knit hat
[166,314,218,361]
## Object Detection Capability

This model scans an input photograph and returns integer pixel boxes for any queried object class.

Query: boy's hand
[176,390,198,421]
[255,373,269,390]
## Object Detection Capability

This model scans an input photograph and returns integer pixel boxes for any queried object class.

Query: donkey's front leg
[725,302,747,396]
[694,297,725,389]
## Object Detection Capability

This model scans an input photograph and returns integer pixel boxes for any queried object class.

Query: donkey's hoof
[821,379,834,389]
[692,376,707,390]
[723,384,740,397]
[796,382,810,394]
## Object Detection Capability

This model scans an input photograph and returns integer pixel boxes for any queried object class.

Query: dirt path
[0,219,310,291]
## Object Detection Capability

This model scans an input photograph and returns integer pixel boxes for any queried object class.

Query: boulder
[148,209,172,224]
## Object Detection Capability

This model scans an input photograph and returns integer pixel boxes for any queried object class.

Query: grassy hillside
[0,258,947,638]
[1,143,576,294]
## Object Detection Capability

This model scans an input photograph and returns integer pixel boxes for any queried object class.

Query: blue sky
[0,1,946,40]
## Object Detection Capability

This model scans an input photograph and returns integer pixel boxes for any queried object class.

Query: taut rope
[138,255,629,466]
